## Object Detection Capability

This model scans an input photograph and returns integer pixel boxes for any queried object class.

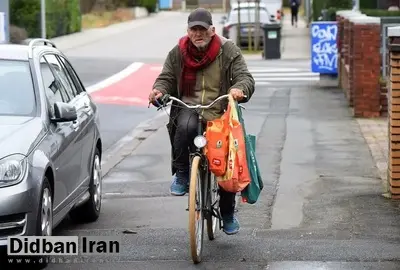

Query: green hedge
[312,0,325,21]
[361,9,400,17]
[10,0,82,39]
[312,0,352,21]
[360,0,377,9]
[282,0,290,7]
[325,8,400,22]
[138,0,157,13]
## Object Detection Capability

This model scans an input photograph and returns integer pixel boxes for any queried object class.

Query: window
[44,54,76,101]
[39,56,69,116]
[0,60,36,116]
[229,8,270,24]
[58,56,85,94]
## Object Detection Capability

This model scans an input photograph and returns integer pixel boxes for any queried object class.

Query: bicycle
[153,93,236,264]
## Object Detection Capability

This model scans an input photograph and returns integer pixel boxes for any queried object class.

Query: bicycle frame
[154,93,247,263]
[191,111,223,230]
[164,94,232,228]
[155,93,246,230]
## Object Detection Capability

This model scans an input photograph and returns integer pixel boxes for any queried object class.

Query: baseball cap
[187,8,213,29]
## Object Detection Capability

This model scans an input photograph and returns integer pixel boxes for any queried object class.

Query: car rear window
[0,60,36,116]
[229,8,270,24]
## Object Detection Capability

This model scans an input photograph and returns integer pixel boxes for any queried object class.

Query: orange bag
[231,118,251,186]
[204,106,230,176]
[217,95,251,193]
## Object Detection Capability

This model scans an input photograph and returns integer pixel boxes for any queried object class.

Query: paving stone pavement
[356,117,390,196]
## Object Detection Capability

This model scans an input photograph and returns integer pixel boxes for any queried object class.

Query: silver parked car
[221,2,273,47]
[0,39,102,262]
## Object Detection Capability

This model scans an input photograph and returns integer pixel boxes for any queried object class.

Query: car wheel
[70,147,102,223]
[38,178,53,237]
[10,178,53,269]
[35,178,53,268]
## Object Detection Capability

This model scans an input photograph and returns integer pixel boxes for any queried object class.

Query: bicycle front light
[194,135,207,149]
[0,154,28,188]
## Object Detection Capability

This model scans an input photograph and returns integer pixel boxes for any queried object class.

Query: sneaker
[170,171,189,196]
[222,215,240,235]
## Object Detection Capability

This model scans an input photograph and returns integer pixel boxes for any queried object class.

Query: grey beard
[194,40,210,51]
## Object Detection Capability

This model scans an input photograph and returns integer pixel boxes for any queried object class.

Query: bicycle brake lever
[161,94,171,104]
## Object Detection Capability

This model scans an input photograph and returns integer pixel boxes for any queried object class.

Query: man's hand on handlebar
[229,88,245,101]
[149,89,163,103]
[148,89,165,108]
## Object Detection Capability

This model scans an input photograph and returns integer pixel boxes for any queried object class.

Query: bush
[282,0,290,7]
[66,0,82,34]
[312,0,352,21]
[360,0,377,9]
[325,8,400,22]
[361,9,400,17]
[325,0,352,9]
[10,0,82,39]
[325,7,349,21]
[138,0,157,13]
[9,25,28,44]
[312,0,326,21]
[10,0,41,39]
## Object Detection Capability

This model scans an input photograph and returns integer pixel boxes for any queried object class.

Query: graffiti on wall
[311,22,338,74]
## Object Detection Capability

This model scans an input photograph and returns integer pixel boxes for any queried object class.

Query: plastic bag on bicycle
[218,122,251,192]
[204,108,230,176]
[215,95,251,193]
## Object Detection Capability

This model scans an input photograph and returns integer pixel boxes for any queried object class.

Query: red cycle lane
[90,64,163,106]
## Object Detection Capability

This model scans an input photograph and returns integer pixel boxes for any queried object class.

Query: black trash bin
[261,23,281,59]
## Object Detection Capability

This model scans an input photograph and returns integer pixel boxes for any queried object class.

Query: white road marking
[86,62,144,93]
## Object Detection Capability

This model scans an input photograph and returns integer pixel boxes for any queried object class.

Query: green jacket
[153,36,255,107]
[153,35,255,175]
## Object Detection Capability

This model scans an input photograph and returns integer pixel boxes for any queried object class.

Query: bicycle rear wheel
[188,155,204,264]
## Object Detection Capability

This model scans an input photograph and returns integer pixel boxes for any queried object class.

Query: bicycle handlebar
[168,94,230,109]
[156,94,247,110]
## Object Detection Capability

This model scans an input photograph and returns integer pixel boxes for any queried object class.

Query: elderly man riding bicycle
[149,8,255,236]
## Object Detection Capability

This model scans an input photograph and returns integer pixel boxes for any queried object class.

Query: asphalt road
[65,56,157,153]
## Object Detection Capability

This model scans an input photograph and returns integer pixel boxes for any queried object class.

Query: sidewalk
[50,11,172,52]
[244,11,310,61]
[280,12,310,60]
[276,11,390,197]
[356,118,389,195]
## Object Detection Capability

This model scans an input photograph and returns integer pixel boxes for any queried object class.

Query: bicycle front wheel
[188,155,204,264]
[206,172,219,240]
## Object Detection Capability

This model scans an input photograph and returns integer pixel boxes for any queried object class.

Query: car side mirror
[51,102,77,122]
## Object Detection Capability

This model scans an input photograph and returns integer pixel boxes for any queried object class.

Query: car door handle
[72,120,79,131]
[83,104,92,114]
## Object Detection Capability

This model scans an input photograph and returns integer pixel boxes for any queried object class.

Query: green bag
[235,104,263,204]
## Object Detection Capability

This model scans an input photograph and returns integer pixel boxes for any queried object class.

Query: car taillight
[277,10,281,20]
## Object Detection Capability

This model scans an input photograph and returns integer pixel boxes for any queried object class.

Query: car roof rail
[27,38,57,58]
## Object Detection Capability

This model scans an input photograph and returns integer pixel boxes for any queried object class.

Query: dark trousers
[173,108,236,217]
[291,6,298,25]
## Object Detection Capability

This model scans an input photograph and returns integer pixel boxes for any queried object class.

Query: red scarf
[178,35,221,97]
